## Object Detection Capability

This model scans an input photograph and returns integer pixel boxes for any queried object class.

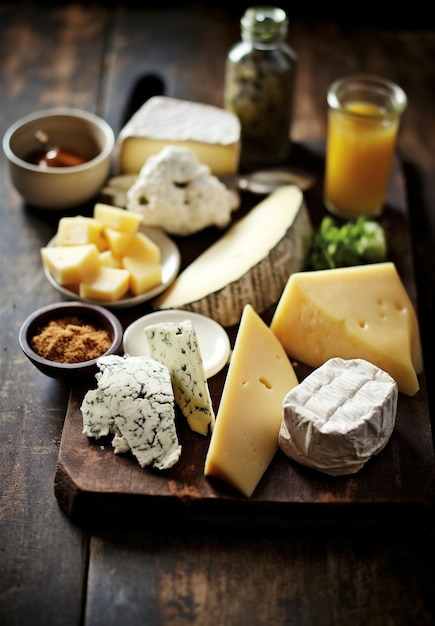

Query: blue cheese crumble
[81,354,181,470]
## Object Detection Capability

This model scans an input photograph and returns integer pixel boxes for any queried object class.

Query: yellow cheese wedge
[40,244,100,286]
[154,185,312,327]
[270,262,423,396]
[103,227,134,257]
[116,96,241,176]
[204,304,299,497]
[79,266,130,302]
[55,216,106,251]
[121,257,162,296]
[94,203,142,234]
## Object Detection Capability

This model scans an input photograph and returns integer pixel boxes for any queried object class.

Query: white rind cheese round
[279,357,398,476]
[154,185,312,327]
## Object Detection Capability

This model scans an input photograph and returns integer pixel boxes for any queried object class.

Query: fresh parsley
[305,216,387,271]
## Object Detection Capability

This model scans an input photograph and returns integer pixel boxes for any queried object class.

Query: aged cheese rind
[279,357,398,476]
[116,96,241,176]
[270,262,422,396]
[81,355,181,470]
[144,320,215,435]
[154,185,312,327]
[204,304,299,497]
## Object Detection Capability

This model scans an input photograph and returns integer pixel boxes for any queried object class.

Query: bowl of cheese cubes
[2,108,115,210]
[40,203,181,308]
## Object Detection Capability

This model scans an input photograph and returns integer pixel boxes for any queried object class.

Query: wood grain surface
[1,4,435,626]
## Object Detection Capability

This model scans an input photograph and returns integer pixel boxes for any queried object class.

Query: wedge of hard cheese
[270,262,423,396]
[204,304,299,497]
[279,357,398,476]
[154,185,312,327]
[116,96,241,176]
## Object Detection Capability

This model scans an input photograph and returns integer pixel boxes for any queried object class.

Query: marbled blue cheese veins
[81,354,181,470]
[144,320,215,436]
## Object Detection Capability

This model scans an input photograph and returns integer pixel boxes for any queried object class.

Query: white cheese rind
[81,355,181,470]
[144,320,215,436]
[116,96,241,176]
[154,185,312,327]
[279,357,398,476]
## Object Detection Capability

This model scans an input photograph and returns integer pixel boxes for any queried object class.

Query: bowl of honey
[2,108,115,210]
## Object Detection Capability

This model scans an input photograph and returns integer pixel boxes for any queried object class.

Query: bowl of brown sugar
[19,301,123,381]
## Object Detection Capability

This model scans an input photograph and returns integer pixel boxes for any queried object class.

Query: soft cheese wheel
[279,358,398,476]
[270,262,423,396]
[154,185,312,327]
[204,304,299,497]
[116,96,241,176]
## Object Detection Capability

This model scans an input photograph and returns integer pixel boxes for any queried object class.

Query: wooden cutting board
[54,143,435,530]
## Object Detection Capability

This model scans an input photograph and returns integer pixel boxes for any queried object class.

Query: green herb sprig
[305,215,387,271]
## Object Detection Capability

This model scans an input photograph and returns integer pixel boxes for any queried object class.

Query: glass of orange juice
[324,75,407,218]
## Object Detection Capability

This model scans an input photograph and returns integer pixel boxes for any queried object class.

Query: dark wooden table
[1,3,435,625]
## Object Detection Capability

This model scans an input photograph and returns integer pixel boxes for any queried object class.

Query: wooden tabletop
[1,3,435,625]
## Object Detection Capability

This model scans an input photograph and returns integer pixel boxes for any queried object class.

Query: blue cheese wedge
[144,320,215,436]
[81,354,181,470]
[279,357,398,476]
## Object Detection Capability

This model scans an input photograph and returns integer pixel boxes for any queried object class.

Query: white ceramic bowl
[2,108,115,210]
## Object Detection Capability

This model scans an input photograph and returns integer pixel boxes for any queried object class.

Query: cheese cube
[116,96,241,176]
[126,231,161,263]
[94,203,142,234]
[99,250,122,268]
[56,216,106,251]
[103,227,134,257]
[204,304,299,497]
[270,262,423,396]
[79,266,130,301]
[121,256,162,296]
[41,244,100,285]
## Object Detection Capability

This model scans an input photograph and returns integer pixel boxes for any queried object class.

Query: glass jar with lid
[223,5,298,168]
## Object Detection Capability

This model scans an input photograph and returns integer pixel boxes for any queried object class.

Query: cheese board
[54,142,435,530]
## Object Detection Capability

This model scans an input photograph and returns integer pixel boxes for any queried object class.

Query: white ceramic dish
[123,309,231,378]
[43,226,181,309]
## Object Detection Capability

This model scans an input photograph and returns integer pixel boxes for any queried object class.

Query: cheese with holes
[154,185,312,327]
[279,357,398,476]
[81,355,181,471]
[145,320,215,435]
[204,304,299,497]
[116,96,241,176]
[40,244,100,285]
[270,262,422,396]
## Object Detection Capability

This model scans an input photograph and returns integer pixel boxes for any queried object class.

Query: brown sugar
[31,316,112,364]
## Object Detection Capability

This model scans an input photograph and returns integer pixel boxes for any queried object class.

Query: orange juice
[324,76,407,219]
[324,102,399,217]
